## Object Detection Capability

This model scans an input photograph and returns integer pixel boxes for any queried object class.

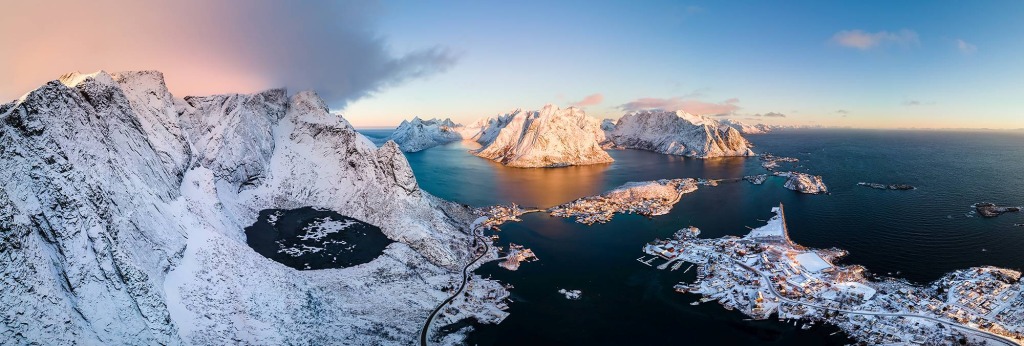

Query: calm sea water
[358,129,1024,345]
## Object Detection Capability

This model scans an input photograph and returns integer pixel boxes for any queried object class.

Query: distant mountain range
[386,107,766,167]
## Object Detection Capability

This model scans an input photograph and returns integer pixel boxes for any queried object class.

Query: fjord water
[359,129,1024,345]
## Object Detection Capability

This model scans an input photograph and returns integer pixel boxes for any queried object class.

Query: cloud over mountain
[571,93,605,107]
[0,0,455,108]
[619,97,740,116]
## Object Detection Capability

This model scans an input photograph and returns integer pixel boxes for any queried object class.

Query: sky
[2,1,1022,129]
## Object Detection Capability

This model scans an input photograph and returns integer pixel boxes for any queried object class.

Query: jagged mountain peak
[58,70,116,88]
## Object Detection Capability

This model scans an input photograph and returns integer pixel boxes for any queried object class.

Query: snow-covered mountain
[0,71,505,345]
[471,105,613,167]
[719,119,775,135]
[605,110,755,158]
[458,111,517,145]
[386,117,463,152]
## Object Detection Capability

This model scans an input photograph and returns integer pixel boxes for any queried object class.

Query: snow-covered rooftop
[794,252,832,273]
[835,282,876,300]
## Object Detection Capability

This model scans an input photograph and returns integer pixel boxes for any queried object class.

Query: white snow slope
[471,105,613,167]
[0,70,503,345]
[719,119,775,135]
[606,110,755,158]
[386,117,463,152]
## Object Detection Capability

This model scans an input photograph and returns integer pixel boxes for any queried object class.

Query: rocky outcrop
[777,172,828,194]
[857,182,916,191]
[605,110,755,158]
[387,117,463,152]
[472,105,613,167]
[0,71,504,345]
[974,203,1022,218]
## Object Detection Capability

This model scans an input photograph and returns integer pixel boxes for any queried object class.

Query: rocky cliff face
[471,105,613,167]
[0,71,503,345]
[387,117,463,152]
[606,110,755,158]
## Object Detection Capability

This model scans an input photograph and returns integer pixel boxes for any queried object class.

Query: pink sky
[0,1,451,108]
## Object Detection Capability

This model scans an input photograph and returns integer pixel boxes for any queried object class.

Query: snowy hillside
[0,71,506,345]
[387,117,464,152]
[472,105,613,167]
[605,110,755,158]
[720,119,775,134]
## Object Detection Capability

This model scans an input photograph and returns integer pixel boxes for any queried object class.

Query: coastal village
[548,179,700,224]
[643,204,1024,345]
[458,179,1024,345]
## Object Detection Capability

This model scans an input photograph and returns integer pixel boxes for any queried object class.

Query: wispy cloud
[955,39,977,54]
[829,29,919,50]
[619,97,740,116]
[903,99,935,106]
[835,109,850,117]
[0,1,456,108]
[753,112,786,118]
[570,93,604,107]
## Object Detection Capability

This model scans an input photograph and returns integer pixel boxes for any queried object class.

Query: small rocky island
[744,174,768,185]
[974,202,1022,218]
[776,171,828,194]
[558,289,582,300]
[858,182,916,190]
[245,207,394,270]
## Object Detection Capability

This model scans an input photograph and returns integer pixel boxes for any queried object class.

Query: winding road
[419,230,490,346]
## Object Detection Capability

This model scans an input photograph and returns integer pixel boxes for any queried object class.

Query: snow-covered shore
[643,205,1024,345]
[549,179,699,224]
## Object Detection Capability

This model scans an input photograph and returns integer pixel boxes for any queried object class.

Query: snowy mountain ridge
[387,116,464,152]
[719,118,776,134]
[604,110,755,158]
[0,70,505,345]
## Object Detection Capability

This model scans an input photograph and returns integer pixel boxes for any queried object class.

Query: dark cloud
[0,0,456,109]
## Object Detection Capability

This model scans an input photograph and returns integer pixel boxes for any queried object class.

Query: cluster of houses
[548,179,698,225]
[476,203,529,230]
[498,243,537,271]
[641,204,1024,345]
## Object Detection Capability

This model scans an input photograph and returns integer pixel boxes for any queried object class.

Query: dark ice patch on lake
[245,207,393,270]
